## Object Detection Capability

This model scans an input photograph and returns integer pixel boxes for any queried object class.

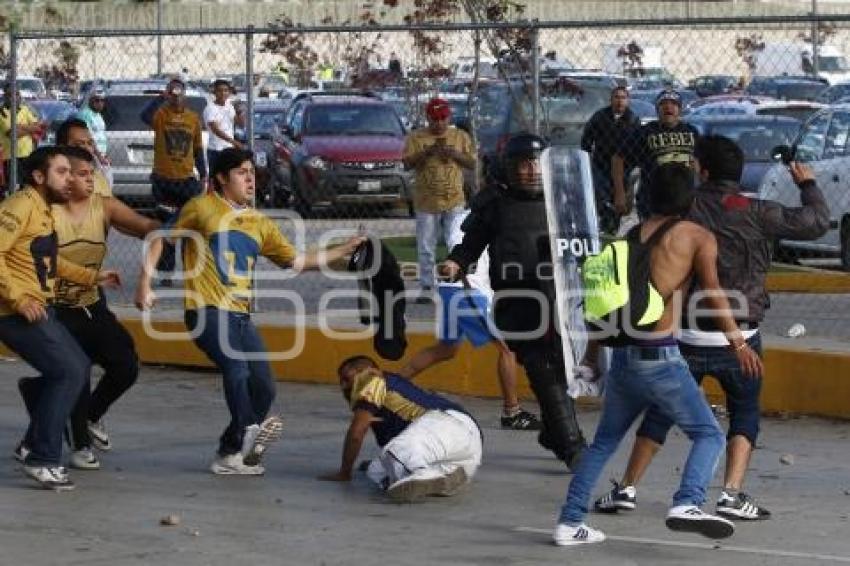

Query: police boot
[532,382,587,471]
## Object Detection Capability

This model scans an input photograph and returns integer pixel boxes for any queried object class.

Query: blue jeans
[0,310,90,466]
[415,206,466,289]
[559,345,725,525]
[638,334,763,445]
[185,307,277,456]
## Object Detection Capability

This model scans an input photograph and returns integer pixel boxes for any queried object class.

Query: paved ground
[1,361,849,566]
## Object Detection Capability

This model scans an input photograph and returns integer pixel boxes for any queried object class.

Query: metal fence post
[530,24,540,136]
[245,26,255,151]
[8,24,18,192]
[156,0,163,76]
[812,0,820,75]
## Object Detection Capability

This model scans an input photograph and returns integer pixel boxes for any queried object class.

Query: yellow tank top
[52,194,108,308]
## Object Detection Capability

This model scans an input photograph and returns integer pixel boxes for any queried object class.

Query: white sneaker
[666,505,734,539]
[240,424,261,459]
[243,416,283,466]
[210,453,265,476]
[553,523,606,546]
[87,420,111,451]
[386,468,468,502]
[22,465,75,491]
[69,447,101,470]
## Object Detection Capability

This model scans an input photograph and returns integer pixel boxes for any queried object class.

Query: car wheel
[841,217,850,272]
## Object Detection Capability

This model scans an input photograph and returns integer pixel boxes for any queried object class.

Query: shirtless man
[553,163,762,546]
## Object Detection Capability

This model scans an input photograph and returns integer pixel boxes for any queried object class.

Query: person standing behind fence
[75,89,110,167]
[1,84,45,195]
[403,98,475,300]
[612,89,698,220]
[140,78,206,281]
[204,79,242,174]
[581,86,640,233]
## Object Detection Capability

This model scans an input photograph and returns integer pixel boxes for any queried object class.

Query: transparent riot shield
[541,146,602,398]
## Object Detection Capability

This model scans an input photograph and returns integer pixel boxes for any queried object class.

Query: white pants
[367,410,482,489]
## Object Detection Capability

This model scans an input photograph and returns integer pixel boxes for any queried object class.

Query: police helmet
[500,133,549,195]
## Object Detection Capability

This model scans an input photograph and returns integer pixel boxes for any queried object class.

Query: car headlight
[305,155,329,170]
[254,151,268,167]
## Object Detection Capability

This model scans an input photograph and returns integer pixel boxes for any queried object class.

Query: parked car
[685,95,825,122]
[689,74,739,98]
[759,105,850,268]
[687,115,802,191]
[28,99,76,145]
[275,93,412,216]
[746,76,828,101]
[815,82,850,104]
[249,99,291,208]
[99,83,208,209]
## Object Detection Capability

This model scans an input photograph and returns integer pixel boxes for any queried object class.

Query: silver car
[99,83,208,209]
[759,104,850,269]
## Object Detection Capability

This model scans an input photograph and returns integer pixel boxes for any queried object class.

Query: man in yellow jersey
[135,147,364,475]
[319,355,481,502]
[16,147,160,471]
[141,78,206,279]
[55,118,113,198]
[1,83,46,193]
[0,146,119,491]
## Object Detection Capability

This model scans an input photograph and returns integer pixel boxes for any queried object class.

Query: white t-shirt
[203,101,237,151]
[442,209,493,302]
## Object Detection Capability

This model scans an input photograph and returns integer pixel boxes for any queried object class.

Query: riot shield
[541,146,601,398]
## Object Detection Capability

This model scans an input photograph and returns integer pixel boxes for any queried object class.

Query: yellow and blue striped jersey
[349,368,469,447]
[173,192,297,313]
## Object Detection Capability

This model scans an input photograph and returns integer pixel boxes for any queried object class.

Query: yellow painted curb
[3,318,848,419]
[766,271,850,294]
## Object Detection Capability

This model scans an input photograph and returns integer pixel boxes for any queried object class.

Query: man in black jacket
[594,135,829,521]
[581,86,640,233]
[441,133,586,469]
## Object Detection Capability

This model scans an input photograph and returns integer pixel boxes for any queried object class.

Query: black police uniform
[446,134,586,468]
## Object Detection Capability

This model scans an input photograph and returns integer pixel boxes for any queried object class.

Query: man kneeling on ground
[319,355,482,502]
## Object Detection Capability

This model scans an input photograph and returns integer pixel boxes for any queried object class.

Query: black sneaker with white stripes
[594,480,637,513]
[666,505,734,539]
[716,491,771,520]
[500,409,542,431]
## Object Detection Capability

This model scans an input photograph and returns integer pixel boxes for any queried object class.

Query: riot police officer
[441,133,586,469]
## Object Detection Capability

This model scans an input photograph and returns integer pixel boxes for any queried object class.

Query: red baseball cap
[426,98,451,121]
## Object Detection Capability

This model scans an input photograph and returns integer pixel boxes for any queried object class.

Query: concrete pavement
[1,361,849,565]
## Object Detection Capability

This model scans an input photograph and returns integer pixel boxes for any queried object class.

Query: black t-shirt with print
[619,120,699,187]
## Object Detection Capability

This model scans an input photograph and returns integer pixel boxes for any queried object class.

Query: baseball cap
[655,89,682,106]
[426,98,451,121]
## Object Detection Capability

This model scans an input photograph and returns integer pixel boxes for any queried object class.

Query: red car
[275,93,413,216]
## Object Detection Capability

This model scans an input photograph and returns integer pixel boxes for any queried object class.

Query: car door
[817,109,850,249]
[761,110,837,252]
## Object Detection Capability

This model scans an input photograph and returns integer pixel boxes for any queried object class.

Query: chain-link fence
[4,15,850,340]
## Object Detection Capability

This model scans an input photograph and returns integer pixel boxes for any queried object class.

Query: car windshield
[756,105,820,122]
[254,111,284,136]
[818,55,849,72]
[30,101,75,124]
[775,82,827,101]
[708,121,801,161]
[17,79,45,94]
[304,104,403,136]
[101,95,208,131]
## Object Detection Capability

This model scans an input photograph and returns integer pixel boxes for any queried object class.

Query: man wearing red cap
[403,97,476,301]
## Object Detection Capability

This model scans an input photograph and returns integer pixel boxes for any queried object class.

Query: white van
[753,42,850,85]
[451,56,499,81]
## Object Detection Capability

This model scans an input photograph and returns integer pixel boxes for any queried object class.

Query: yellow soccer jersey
[174,192,297,312]
[0,187,97,315]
